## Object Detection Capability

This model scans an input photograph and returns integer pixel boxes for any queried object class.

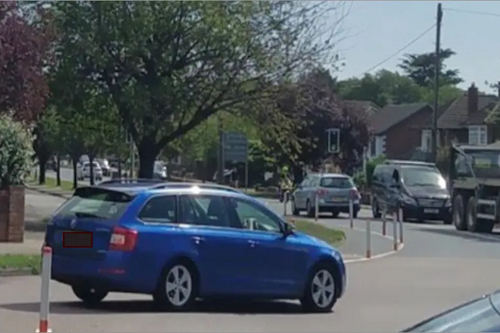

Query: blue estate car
[44,180,346,312]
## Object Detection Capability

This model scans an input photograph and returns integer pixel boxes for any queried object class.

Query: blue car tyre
[154,259,198,311]
[72,285,108,306]
[301,263,338,313]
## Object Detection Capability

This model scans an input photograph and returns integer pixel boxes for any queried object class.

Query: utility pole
[432,2,443,163]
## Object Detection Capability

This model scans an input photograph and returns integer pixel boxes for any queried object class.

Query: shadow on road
[413,226,500,243]
[0,299,317,315]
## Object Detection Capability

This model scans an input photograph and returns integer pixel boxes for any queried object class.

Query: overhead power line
[359,23,437,75]
[444,8,500,18]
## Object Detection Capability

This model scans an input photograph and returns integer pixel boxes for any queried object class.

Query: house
[344,100,381,116]
[367,103,433,159]
[432,83,499,147]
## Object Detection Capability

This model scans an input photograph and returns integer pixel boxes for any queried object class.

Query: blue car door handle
[248,240,259,247]
[192,236,205,244]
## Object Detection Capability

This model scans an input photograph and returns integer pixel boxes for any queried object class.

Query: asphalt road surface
[8,189,500,332]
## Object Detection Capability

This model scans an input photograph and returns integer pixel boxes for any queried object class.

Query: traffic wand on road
[37,246,52,333]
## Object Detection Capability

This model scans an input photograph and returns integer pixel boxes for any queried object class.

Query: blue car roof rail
[151,182,242,193]
[99,178,165,186]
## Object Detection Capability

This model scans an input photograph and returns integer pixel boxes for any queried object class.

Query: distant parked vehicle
[96,158,111,176]
[153,161,167,179]
[77,161,103,181]
[291,173,361,218]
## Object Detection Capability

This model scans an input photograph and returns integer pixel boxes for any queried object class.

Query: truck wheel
[465,197,478,232]
[453,194,466,230]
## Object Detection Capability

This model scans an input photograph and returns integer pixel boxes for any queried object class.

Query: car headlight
[401,194,417,205]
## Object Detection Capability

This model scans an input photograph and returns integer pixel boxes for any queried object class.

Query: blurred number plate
[331,197,344,202]
[424,209,439,214]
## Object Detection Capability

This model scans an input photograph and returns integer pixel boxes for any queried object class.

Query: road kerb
[335,223,404,264]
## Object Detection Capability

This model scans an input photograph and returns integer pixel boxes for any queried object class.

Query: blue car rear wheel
[72,285,108,307]
[154,260,198,311]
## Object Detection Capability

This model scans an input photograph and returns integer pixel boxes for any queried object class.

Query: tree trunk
[56,155,61,187]
[38,157,47,185]
[71,156,79,189]
[137,140,160,179]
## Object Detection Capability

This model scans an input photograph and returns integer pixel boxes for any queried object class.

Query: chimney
[468,83,478,114]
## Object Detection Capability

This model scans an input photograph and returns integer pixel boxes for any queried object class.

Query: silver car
[291,173,360,218]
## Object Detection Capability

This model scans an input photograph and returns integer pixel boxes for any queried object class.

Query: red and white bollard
[366,219,372,258]
[314,194,319,222]
[382,209,387,236]
[37,246,52,333]
[399,208,404,245]
[349,198,354,229]
[393,210,398,251]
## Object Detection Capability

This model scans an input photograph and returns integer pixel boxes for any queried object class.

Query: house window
[468,125,488,145]
[421,129,432,152]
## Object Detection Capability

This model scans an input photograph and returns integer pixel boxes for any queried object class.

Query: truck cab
[450,142,500,233]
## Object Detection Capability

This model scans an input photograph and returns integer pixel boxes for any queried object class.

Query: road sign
[223,131,248,162]
[327,128,340,153]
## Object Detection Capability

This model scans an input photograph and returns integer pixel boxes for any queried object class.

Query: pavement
[3,175,500,331]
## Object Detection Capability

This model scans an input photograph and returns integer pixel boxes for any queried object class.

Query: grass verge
[0,254,41,275]
[45,177,74,191]
[292,219,345,246]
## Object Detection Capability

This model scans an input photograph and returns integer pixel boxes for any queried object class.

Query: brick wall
[384,105,434,159]
[0,186,25,242]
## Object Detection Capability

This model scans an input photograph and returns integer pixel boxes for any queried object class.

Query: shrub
[0,114,34,187]
[352,171,366,190]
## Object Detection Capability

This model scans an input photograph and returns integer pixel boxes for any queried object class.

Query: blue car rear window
[54,187,132,221]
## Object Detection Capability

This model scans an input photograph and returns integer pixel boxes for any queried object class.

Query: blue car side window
[227,198,282,233]
[138,195,177,224]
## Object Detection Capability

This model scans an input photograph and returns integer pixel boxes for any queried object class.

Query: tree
[337,69,462,108]
[277,68,371,181]
[337,70,422,107]
[0,115,34,187]
[51,1,342,178]
[0,2,53,123]
[398,48,463,88]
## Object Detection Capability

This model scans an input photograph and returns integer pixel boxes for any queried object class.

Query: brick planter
[0,186,25,242]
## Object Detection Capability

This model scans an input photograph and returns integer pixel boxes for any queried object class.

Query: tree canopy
[398,48,463,88]
[0,1,54,122]
[49,1,341,177]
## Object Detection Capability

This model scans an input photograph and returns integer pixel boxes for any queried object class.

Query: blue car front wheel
[301,263,339,313]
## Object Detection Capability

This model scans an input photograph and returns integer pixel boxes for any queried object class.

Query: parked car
[153,160,167,179]
[291,173,361,218]
[43,181,346,312]
[402,290,500,332]
[77,161,103,181]
[96,158,111,176]
[371,160,451,224]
